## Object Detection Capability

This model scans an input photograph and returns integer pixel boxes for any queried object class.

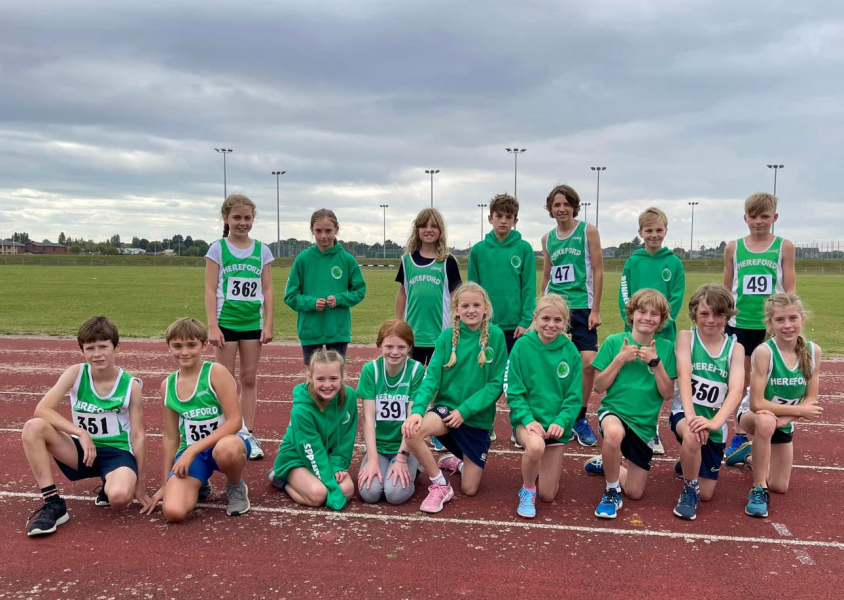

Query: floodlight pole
[688,202,699,259]
[505,148,526,197]
[582,202,592,223]
[214,148,233,199]
[590,167,606,228]
[271,171,286,258]
[425,170,440,207]
[767,164,784,233]
[477,204,487,240]
[380,205,389,259]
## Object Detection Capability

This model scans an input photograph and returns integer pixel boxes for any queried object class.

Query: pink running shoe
[437,453,463,473]
[420,483,455,513]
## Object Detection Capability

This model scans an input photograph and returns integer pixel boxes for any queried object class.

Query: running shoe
[420,483,454,513]
[517,487,537,519]
[437,453,463,474]
[26,497,69,537]
[725,433,748,458]
[673,483,700,521]
[246,432,264,460]
[226,480,250,516]
[431,437,446,452]
[489,430,497,442]
[651,435,665,455]
[198,480,213,501]
[595,488,623,519]
[726,438,752,466]
[573,418,598,447]
[745,486,769,518]
[93,484,109,507]
[510,431,523,450]
[584,456,604,475]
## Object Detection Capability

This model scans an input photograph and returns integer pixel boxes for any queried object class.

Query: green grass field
[2,266,842,352]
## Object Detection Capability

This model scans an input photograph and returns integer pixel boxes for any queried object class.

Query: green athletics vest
[366,356,422,455]
[730,237,784,329]
[670,329,735,444]
[544,221,593,309]
[70,364,138,453]
[165,361,246,453]
[760,338,813,436]
[218,239,265,331]
[402,254,450,347]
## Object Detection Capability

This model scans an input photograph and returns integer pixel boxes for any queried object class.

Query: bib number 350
[226,277,260,301]
[742,274,773,295]
[690,376,727,409]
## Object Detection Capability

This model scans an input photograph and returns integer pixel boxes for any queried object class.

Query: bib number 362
[742,274,772,295]
[551,265,575,285]
[226,277,260,301]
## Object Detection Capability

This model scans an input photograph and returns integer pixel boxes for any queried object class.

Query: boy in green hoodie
[284,209,367,364]
[268,350,358,511]
[468,194,536,353]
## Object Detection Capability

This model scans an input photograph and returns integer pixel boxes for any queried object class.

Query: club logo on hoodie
[483,346,495,364]
[557,360,570,379]
[661,267,672,282]
[510,255,522,269]
[331,266,343,280]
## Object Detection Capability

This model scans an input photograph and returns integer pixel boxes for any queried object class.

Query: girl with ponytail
[401,283,506,514]
[735,293,823,519]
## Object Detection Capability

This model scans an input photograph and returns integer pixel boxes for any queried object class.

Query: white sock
[606,480,620,491]
[430,470,447,486]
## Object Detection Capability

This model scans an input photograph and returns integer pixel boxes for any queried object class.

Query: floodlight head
[505,148,512,152]
[767,164,773,168]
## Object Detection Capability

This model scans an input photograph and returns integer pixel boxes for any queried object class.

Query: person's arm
[142,381,181,514]
[675,331,695,417]
[204,257,225,348]
[283,258,318,312]
[503,344,533,428]
[33,365,97,466]
[467,245,479,283]
[294,408,348,510]
[723,241,736,289]
[410,335,446,417]
[126,379,152,509]
[551,350,584,431]
[593,338,636,394]
[668,259,685,327]
[335,257,366,307]
[517,245,537,332]
[638,341,675,401]
[618,258,631,325]
[747,346,817,419]
[260,256,274,344]
[712,342,746,428]
[444,255,463,291]
[329,389,359,473]
[395,286,407,320]
[539,233,550,294]
[455,331,506,421]
[587,225,603,330]
[781,239,796,294]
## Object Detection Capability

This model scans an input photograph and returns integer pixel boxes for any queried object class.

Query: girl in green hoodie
[268,350,358,511]
[284,209,367,365]
[505,294,583,519]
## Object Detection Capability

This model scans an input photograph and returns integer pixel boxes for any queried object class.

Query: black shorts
[219,326,261,342]
[568,309,598,353]
[412,346,436,366]
[501,330,517,354]
[725,325,766,354]
[55,436,138,482]
[302,342,349,365]
[737,411,795,444]
[669,412,726,481]
[598,412,653,471]
[429,406,491,468]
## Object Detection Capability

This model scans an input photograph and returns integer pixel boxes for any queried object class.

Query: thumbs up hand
[618,337,639,364]
[638,340,658,364]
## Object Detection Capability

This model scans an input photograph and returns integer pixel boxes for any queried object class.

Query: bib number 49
[742,274,772,295]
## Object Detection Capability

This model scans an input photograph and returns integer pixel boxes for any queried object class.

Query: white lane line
[1,489,841,550]
[772,522,793,537]
[793,549,817,565]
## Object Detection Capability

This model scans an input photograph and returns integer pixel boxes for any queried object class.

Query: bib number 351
[73,411,119,438]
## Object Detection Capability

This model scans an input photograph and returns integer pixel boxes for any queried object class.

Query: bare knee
[681,434,702,452]
[301,484,327,506]
[624,488,644,501]
[108,489,133,509]
[700,489,715,502]
[522,439,545,461]
[21,418,50,443]
[162,503,190,523]
[754,414,778,438]
[603,428,624,448]
[213,438,244,465]
[461,481,480,497]
[769,481,789,494]
[239,368,258,389]
[538,488,558,503]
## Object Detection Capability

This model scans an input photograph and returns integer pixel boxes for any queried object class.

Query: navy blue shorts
[568,309,599,353]
[302,342,349,365]
[169,436,251,485]
[598,412,653,471]
[429,406,491,468]
[725,325,766,354]
[219,326,261,342]
[55,436,138,482]
[669,412,726,481]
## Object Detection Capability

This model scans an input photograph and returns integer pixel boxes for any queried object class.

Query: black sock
[577,406,587,421]
[41,485,58,499]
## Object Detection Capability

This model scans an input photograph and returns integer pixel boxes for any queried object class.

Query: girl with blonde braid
[401,283,507,513]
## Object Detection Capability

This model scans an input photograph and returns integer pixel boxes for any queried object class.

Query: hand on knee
[681,435,702,452]
[523,440,545,461]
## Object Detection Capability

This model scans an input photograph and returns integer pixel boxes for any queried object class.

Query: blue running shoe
[573,418,598,447]
[584,456,604,475]
[745,486,769,518]
[595,488,623,519]
[673,483,700,520]
[431,437,446,452]
[517,487,537,519]
[726,438,752,466]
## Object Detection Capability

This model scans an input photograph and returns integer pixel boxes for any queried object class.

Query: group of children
[21,188,822,536]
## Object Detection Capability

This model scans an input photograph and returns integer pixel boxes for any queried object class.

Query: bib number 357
[226,277,260,301]
[184,416,224,444]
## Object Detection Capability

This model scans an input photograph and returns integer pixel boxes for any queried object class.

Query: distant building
[121,248,146,255]
[603,247,617,258]
[0,240,26,255]
[26,240,67,255]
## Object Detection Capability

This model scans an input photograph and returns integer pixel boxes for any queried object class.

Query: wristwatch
[648,357,661,368]
[399,450,411,458]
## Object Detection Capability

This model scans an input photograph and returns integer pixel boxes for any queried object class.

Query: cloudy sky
[1,0,842,251]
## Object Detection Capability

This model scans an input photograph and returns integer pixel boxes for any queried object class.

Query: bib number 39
[742,274,772,295]
[376,398,406,421]
[226,277,260,301]
[551,265,575,285]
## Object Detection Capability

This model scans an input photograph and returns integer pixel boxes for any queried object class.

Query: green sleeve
[355,362,375,399]
[552,349,583,429]
[519,245,537,329]
[618,258,631,324]
[667,258,686,324]
[328,387,358,475]
[660,341,678,379]
[504,341,533,428]
[291,406,347,510]
[467,245,480,283]
[456,329,506,420]
[335,256,366,308]
[409,361,425,406]
[592,335,617,372]
[412,332,447,416]
[283,257,318,312]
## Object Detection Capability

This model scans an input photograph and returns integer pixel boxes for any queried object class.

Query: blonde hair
[764,293,813,381]
[307,350,347,411]
[489,194,519,218]
[310,209,340,246]
[165,317,208,344]
[625,289,671,330]
[445,282,494,369]
[745,193,778,216]
[687,284,737,322]
[221,194,256,238]
[638,207,668,230]
[528,294,570,334]
[544,185,580,218]
[405,208,449,262]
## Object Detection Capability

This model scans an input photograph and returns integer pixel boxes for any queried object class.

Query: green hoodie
[411,322,507,430]
[468,230,536,330]
[618,247,685,341]
[504,331,583,441]
[284,244,367,345]
[272,383,359,511]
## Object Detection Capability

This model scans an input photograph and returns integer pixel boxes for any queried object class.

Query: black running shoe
[94,484,110,507]
[26,497,69,537]
[198,480,213,501]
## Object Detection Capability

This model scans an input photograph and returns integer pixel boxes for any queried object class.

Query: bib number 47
[551,265,575,284]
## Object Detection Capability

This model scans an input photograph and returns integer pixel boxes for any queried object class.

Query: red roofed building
[26,240,67,255]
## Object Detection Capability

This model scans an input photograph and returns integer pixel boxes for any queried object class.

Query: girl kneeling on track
[587,289,677,519]
[357,320,426,505]
[737,293,822,519]
[670,284,745,521]
[268,350,359,511]
[401,282,507,513]
[505,294,583,519]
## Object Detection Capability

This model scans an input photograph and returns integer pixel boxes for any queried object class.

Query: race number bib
[73,411,120,438]
[376,397,407,421]
[226,277,260,301]
[690,376,728,409]
[742,274,773,295]
[550,265,575,285]
[183,415,225,445]
[771,395,801,406]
